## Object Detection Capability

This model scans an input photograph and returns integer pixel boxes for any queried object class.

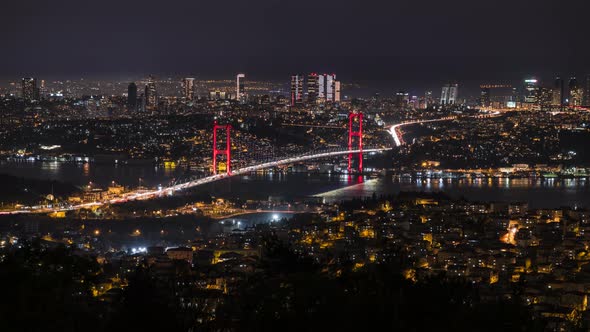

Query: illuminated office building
[183,78,195,101]
[145,75,158,111]
[316,74,337,102]
[236,74,245,102]
[307,73,319,103]
[21,77,39,101]
[552,76,564,107]
[440,83,458,105]
[290,75,304,106]
[569,76,583,107]
[523,78,539,105]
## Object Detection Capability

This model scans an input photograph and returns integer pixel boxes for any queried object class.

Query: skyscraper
[425,91,434,108]
[585,75,590,107]
[127,82,137,111]
[21,77,39,102]
[569,76,583,107]
[307,73,319,103]
[145,75,158,111]
[440,83,458,105]
[183,78,195,101]
[538,87,553,110]
[236,74,245,102]
[552,76,564,107]
[325,74,335,102]
[39,80,46,100]
[480,86,491,108]
[290,75,304,106]
[523,78,539,106]
[334,81,341,102]
[318,74,325,101]
[314,74,337,103]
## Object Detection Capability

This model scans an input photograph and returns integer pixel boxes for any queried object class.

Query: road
[388,111,501,146]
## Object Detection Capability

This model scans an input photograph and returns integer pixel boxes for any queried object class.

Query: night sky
[2,0,589,91]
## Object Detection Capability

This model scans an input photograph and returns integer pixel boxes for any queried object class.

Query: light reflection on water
[0,161,588,209]
[317,176,590,209]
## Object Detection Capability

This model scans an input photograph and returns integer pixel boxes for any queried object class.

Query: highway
[388,111,501,146]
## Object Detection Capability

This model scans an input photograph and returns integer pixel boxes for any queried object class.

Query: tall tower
[325,74,335,102]
[212,121,232,175]
[585,74,590,107]
[480,86,491,108]
[127,82,138,111]
[183,78,195,101]
[440,83,458,105]
[307,73,319,103]
[290,75,303,106]
[569,76,583,107]
[145,75,158,111]
[334,81,341,102]
[523,78,539,106]
[236,74,245,102]
[21,78,38,102]
[552,76,564,107]
[425,91,434,108]
[348,112,363,173]
[318,74,325,101]
[39,80,46,100]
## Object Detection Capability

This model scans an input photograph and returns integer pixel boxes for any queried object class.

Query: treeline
[0,237,544,332]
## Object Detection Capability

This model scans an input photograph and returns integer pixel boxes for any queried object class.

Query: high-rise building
[569,76,583,107]
[585,74,590,107]
[480,86,491,108]
[138,93,145,113]
[39,80,46,100]
[334,81,341,102]
[316,74,337,102]
[325,74,335,101]
[552,76,564,107]
[236,74,245,102]
[409,95,419,110]
[145,75,158,111]
[183,78,195,101]
[538,87,553,110]
[440,83,458,105]
[523,78,539,105]
[290,75,304,106]
[307,73,319,103]
[21,77,39,102]
[424,91,434,108]
[127,83,137,111]
[318,75,325,101]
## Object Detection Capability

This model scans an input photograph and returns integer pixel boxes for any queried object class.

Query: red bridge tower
[212,121,231,175]
[348,112,363,172]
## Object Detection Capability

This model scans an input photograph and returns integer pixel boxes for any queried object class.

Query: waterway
[0,161,589,209]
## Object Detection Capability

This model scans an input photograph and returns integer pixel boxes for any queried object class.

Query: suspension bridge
[1,111,500,214]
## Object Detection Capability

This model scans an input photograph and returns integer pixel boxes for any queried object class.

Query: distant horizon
[1,66,589,98]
